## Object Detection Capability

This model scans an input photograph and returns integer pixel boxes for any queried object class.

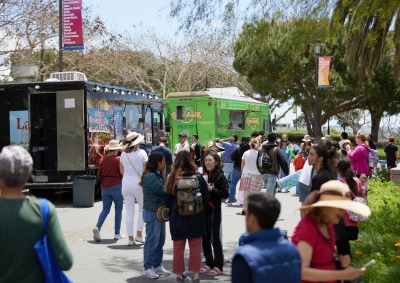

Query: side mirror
[165,126,171,132]
[165,118,170,127]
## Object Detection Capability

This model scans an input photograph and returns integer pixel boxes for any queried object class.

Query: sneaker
[93,227,101,242]
[226,201,232,206]
[135,236,145,243]
[282,189,290,193]
[128,240,136,246]
[232,198,237,203]
[176,274,192,282]
[153,266,170,275]
[143,268,159,279]
[114,234,125,240]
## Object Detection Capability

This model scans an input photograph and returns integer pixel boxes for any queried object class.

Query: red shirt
[294,156,306,171]
[97,155,123,188]
[291,215,337,283]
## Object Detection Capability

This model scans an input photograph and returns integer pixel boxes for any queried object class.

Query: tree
[336,109,369,135]
[330,0,400,83]
[232,17,365,138]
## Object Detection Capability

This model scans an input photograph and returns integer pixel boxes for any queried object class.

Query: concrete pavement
[55,186,301,283]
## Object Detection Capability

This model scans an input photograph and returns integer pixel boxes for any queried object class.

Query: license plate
[33,175,48,183]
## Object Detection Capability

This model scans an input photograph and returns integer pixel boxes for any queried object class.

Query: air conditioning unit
[49,71,87,81]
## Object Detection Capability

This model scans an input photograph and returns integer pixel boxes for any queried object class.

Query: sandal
[200,265,212,274]
[207,267,222,276]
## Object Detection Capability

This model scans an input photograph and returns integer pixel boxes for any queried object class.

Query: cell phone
[362,259,376,268]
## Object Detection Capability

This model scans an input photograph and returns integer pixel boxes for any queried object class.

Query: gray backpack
[176,175,203,216]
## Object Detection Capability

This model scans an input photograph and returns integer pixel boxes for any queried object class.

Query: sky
[82,0,179,36]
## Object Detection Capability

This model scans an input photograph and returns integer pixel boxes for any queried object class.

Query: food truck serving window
[229,111,245,130]
[176,105,185,120]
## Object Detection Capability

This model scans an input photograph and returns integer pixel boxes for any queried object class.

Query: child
[294,151,306,172]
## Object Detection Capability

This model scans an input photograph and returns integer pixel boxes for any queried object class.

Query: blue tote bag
[34,198,72,283]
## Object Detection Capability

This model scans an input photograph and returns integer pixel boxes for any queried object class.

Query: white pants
[122,182,144,236]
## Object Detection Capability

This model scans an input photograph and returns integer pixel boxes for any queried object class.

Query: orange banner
[318,56,331,87]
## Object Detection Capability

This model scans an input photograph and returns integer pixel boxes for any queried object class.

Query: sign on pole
[318,56,331,88]
[63,0,84,51]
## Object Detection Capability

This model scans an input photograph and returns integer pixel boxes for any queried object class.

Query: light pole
[314,39,321,139]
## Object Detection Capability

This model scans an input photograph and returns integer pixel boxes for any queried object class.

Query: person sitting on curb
[232,193,301,283]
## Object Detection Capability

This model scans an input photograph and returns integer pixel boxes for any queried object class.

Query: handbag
[143,189,169,222]
[34,198,73,283]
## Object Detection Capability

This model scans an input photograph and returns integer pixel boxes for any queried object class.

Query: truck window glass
[230,111,245,130]
[176,105,184,120]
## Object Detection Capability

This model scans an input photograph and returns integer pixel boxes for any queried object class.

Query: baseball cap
[178,133,187,138]
[389,136,395,141]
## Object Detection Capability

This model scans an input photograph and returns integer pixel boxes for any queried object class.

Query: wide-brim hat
[342,139,351,149]
[108,139,122,151]
[300,180,371,217]
[126,132,145,148]
[216,143,225,151]
[302,134,311,142]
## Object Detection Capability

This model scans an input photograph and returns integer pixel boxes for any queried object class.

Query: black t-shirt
[310,167,335,192]
[384,143,398,166]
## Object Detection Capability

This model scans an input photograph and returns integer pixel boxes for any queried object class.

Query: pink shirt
[291,215,337,283]
[347,144,370,175]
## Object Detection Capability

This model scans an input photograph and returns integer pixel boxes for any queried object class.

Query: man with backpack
[259,133,289,195]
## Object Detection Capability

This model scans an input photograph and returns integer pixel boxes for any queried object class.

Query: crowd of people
[2,128,397,282]
[91,129,381,282]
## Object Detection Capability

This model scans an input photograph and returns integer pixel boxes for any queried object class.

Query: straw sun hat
[302,134,311,142]
[126,132,144,148]
[107,140,122,151]
[300,180,371,218]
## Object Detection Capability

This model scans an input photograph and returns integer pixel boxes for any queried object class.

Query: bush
[350,180,400,283]
[371,166,390,182]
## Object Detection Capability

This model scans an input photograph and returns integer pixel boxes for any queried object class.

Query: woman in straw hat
[120,132,148,246]
[291,180,370,283]
[299,134,313,159]
[93,140,124,242]
[0,146,73,282]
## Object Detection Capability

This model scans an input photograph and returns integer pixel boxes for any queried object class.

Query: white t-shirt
[241,149,261,175]
[120,149,148,185]
[299,159,313,186]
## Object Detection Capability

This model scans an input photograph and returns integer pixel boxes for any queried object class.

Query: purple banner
[63,0,84,51]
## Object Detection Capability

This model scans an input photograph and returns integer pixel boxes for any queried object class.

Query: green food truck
[163,87,271,149]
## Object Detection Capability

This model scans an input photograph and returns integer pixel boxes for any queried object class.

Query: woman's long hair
[139,151,164,186]
[164,151,197,195]
[202,150,223,180]
[336,157,361,197]
[124,144,139,153]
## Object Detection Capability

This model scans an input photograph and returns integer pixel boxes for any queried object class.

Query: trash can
[390,166,400,185]
[73,175,96,207]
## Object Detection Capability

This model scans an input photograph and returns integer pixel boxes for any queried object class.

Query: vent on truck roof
[49,71,87,81]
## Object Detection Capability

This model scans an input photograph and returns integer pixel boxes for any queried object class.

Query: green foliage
[371,165,390,182]
[350,180,400,282]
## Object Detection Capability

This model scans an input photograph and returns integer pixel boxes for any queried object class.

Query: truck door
[30,92,58,171]
[56,90,85,171]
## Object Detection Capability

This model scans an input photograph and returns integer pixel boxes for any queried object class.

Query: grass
[350,179,400,282]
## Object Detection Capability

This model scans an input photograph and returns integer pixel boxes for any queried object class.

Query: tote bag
[34,198,72,283]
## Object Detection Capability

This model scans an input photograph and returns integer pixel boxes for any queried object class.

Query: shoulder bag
[143,186,169,222]
[34,198,72,283]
